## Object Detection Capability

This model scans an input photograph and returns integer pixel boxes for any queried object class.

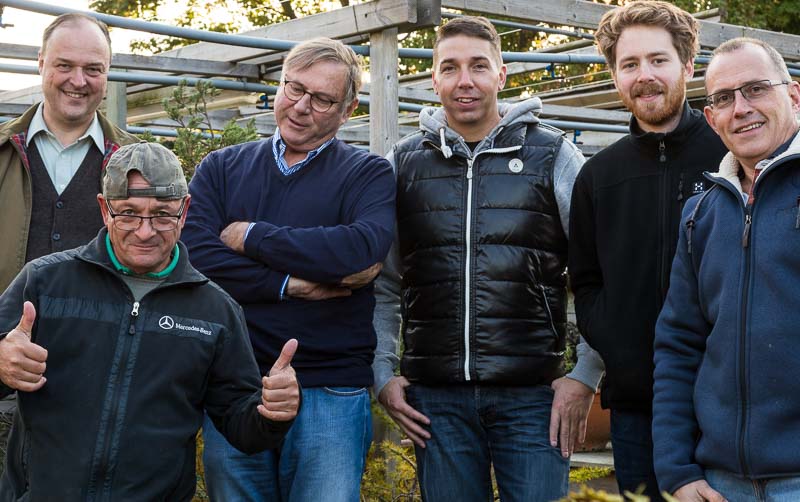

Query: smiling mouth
[455,97,478,103]
[63,91,86,99]
[735,122,764,133]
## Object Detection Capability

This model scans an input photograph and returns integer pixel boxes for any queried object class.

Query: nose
[636,62,656,82]
[133,218,158,239]
[732,90,754,116]
[292,92,313,113]
[68,67,87,87]
[456,68,474,88]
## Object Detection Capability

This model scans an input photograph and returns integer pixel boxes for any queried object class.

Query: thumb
[16,301,36,337]
[270,338,298,375]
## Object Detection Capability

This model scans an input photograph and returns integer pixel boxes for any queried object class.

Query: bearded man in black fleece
[568,2,727,499]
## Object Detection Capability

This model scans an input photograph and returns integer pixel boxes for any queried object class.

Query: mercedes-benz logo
[159,315,175,330]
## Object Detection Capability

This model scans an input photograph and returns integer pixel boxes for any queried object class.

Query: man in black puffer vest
[373,16,604,502]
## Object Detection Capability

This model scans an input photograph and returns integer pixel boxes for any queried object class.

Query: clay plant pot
[576,391,610,452]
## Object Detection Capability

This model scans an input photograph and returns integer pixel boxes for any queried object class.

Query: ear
[787,81,800,114]
[97,195,111,225]
[497,64,508,91]
[339,97,359,125]
[703,105,720,135]
[179,196,191,225]
[432,70,440,95]
[38,51,44,75]
[684,58,695,80]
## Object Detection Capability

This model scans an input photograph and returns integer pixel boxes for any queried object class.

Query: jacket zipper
[90,301,139,498]
[460,144,521,382]
[738,204,752,476]
[538,285,558,338]
[658,140,670,301]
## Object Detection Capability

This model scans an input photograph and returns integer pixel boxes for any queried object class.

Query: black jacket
[394,101,570,385]
[0,230,292,501]
[568,103,728,411]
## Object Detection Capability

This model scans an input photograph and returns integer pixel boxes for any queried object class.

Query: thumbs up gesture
[257,338,300,422]
[0,301,48,392]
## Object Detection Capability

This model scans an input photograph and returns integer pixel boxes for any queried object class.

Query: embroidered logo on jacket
[159,315,212,336]
[693,181,705,194]
[508,158,524,173]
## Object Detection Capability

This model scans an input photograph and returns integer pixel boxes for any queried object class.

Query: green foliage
[570,466,613,484]
[161,80,258,179]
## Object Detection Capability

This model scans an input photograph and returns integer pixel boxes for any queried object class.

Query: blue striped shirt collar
[271,128,335,176]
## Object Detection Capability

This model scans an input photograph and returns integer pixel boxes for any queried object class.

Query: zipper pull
[466,158,473,180]
[742,213,752,248]
[129,302,139,335]
[659,140,666,163]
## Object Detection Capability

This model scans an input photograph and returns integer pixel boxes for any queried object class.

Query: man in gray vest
[373,16,604,501]
[0,12,138,294]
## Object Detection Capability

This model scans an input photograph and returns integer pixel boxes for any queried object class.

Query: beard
[620,74,686,128]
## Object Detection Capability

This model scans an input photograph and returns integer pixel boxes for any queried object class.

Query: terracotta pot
[575,391,610,452]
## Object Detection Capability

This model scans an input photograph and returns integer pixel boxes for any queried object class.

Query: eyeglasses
[282,79,340,113]
[706,80,789,109]
[105,199,186,232]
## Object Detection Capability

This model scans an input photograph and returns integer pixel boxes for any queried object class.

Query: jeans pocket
[322,386,368,397]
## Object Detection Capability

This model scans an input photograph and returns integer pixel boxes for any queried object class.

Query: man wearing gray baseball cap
[0,141,300,500]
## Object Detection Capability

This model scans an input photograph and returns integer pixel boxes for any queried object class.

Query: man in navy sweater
[181,38,395,501]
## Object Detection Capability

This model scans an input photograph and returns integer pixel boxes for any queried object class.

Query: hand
[220,221,250,253]
[286,277,351,301]
[0,302,48,392]
[673,480,727,502]
[378,376,430,448]
[339,263,382,289]
[258,338,300,422]
[549,376,595,458]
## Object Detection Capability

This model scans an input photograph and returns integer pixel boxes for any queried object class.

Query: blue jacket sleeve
[652,200,709,495]
[182,154,287,303]
[242,156,396,284]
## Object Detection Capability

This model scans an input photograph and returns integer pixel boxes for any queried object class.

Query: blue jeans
[609,409,663,501]
[406,384,569,502]
[202,386,372,502]
[706,470,800,502]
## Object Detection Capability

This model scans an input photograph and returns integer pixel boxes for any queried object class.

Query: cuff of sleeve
[243,222,276,260]
[279,275,290,300]
[567,349,605,392]
[372,359,396,399]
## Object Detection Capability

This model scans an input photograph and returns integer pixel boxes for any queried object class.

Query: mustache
[632,82,665,97]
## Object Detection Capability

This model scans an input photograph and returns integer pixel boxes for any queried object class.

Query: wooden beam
[440,0,800,60]
[161,0,427,66]
[369,28,400,155]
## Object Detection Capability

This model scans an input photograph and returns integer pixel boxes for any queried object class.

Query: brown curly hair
[595,1,699,72]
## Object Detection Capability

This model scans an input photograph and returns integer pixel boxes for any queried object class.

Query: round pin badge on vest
[508,158,524,173]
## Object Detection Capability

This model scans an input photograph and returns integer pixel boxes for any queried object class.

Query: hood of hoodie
[419,98,543,157]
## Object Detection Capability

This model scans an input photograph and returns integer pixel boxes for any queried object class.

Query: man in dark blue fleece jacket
[654,38,800,502]
[181,37,395,501]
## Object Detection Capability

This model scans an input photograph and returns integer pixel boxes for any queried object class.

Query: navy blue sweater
[182,138,395,387]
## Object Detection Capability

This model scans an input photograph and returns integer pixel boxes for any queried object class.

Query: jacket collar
[419,98,543,158]
[629,101,701,147]
[77,228,208,287]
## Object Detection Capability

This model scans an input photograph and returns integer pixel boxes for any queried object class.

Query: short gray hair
[42,13,111,61]
[710,37,791,82]
[282,38,362,104]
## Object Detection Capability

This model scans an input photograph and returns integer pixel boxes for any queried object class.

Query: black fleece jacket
[568,103,728,411]
[0,229,293,501]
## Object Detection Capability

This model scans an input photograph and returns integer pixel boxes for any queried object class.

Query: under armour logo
[159,316,175,330]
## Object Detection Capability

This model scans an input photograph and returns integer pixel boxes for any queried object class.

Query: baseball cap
[103,141,188,200]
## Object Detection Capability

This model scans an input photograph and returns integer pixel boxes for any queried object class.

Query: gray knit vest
[25,142,105,262]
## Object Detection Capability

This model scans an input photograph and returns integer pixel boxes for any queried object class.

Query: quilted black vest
[394,122,568,385]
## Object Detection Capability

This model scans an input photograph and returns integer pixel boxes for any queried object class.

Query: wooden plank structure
[1,0,799,151]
